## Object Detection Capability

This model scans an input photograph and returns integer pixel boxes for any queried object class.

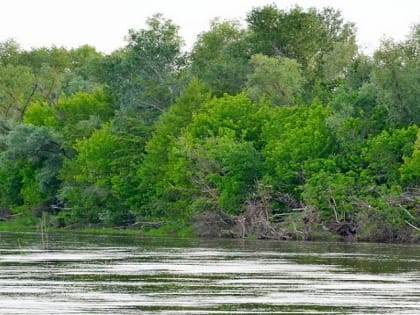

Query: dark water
[0,232,419,314]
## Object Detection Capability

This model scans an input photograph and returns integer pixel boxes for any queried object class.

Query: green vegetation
[0,6,418,242]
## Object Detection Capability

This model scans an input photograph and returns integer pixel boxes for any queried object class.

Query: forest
[0,5,418,242]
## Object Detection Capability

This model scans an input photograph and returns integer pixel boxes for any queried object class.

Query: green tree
[0,124,64,210]
[0,43,104,124]
[24,90,115,145]
[18,47,73,104]
[178,134,262,214]
[59,124,134,226]
[62,45,104,95]
[138,94,267,221]
[303,169,358,222]
[343,55,373,91]
[361,126,419,186]
[137,80,212,218]
[0,65,37,121]
[321,41,357,83]
[371,25,420,126]
[0,39,20,66]
[246,54,303,106]
[0,160,24,209]
[190,20,250,96]
[246,5,356,101]
[262,103,335,193]
[400,129,420,186]
[100,14,186,123]
[247,5,355,66]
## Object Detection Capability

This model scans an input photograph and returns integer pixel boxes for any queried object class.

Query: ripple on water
[0,233,419,314]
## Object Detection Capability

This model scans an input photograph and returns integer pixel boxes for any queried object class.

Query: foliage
[0,124,64,210]
[302,170,358,221]
[99,14,186,123]
[246,5,356,102]
[136,80,212,218]
[361,126,418,186]
[400,130,420,186]
[0,10,418,242]
[370,25,420,126]
[190,20,250,96]
[247,54,303,105]
[0,65,36,121]
[59,124,135,226]
[262,103,334,192]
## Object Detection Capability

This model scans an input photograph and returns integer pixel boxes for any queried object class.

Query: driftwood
[50,205,72,211]
[192,197,289,239]
[238,198,287,240]
[132,221,163,229]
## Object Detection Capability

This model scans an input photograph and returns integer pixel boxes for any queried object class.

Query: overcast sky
[1,0,419,55]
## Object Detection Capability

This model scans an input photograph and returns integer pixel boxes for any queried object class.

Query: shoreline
[1,219,418,244]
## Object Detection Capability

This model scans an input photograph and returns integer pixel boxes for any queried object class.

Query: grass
[0,214,196,239]
[0,216,39,232]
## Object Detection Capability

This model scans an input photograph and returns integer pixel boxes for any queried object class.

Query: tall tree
[100,14,186,123]
[246,54,303,106]
[0,124,65,209]
[190,20,250,96]
[246,5,356,101]
[0,65,37,121]
[371,25,420,126]
[0,39,20,66]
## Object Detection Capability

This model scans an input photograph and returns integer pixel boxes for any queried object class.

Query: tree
[246,54,303,106]
[136,80,212,218]
[190,20,250,96]
[59,124,134,226]
[0,124,65,209]
[361,126,418,186]
[371,25,420,126]
[303,169,358,222]
[137,93,267,221]
[179,134,262,214]
[0,43,105,123]
[343,55,373,91]
[100,14,186,123]
[61,45,104,95]
[18,47,73,104]
[24,90,116,149]
[175,94,267,215]
[0,65,37,121]
[0,39,20,66]
[321,41,357,83]
[247,5,355,65]
[400,129,420,186]
[246,5,356,101]
[262,103,335,193]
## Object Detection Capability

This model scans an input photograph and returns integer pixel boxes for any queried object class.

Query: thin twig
[405,220,420,231]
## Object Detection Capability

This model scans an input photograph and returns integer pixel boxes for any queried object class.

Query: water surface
[0,232,419,314]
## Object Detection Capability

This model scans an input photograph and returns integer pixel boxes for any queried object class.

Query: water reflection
[0,232,419,314]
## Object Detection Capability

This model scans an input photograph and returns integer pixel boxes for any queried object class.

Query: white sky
[1,0,419,55]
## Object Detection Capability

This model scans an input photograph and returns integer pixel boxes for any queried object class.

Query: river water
[0,232,419,314]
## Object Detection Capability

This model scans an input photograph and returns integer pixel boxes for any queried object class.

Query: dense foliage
[0,6,418,242]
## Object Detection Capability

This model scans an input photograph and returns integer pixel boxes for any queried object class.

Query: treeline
[0,5,418,242]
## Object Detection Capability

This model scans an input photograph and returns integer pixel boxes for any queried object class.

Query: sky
[1,0,419,55]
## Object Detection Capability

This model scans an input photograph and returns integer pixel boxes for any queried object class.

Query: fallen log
[132,221,163,228]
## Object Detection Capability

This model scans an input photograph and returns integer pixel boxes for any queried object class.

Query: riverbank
[1,213,418,244]
[0,215,195,238]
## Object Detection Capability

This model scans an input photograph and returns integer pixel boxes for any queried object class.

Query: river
[0,232,419,314]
